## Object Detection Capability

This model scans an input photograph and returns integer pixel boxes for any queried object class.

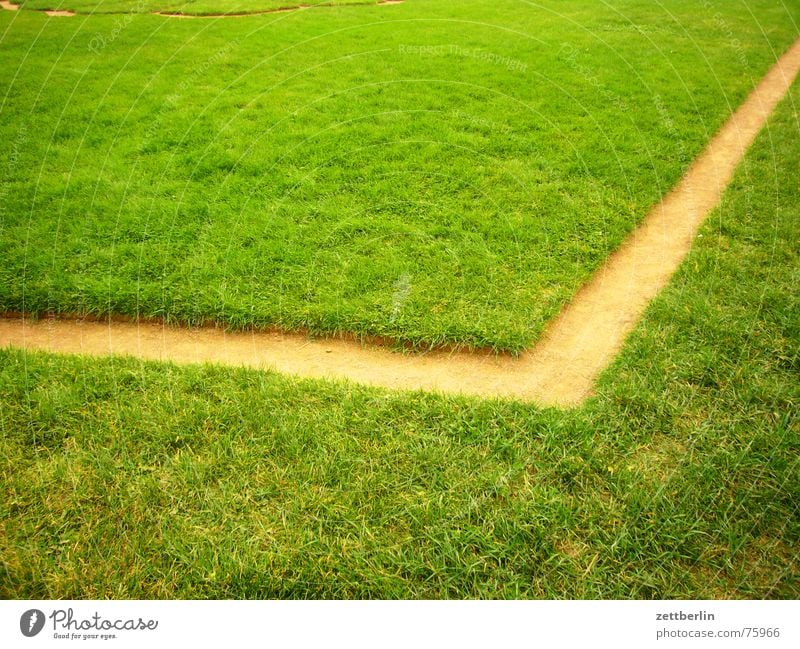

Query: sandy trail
[0,1,74,12]
[3,37,799,407]
[156,1,403,18]
[1,1,401,17]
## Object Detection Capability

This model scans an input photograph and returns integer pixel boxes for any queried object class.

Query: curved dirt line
[1,1,75,13]
[0,0,401,18]
[157,1,402,18]
[2,37,799,407]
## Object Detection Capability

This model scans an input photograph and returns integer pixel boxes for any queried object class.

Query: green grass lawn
[1,0,799,351]
[1,72,799,598]
[16,0,377,16]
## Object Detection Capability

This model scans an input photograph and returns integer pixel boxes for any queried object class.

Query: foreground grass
[1,1,799,351]
[2,78,799,598]
[17,0,377,16]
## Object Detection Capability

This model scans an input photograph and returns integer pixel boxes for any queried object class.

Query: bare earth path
[3,37,800,407]
[0,1,401,17]
[0,1,74,14]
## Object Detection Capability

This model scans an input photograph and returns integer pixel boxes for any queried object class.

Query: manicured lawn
[1,74,798,598]
[1,0,799,351]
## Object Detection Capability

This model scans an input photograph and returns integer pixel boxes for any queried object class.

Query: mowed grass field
[1,0,799,351]
[1,0,799,599]
[2,77,799,597]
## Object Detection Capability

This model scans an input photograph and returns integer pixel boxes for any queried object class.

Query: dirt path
[156,1,405,18]
[0,0,402,18]
[0,1,75,13]
[3,37,799,407]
